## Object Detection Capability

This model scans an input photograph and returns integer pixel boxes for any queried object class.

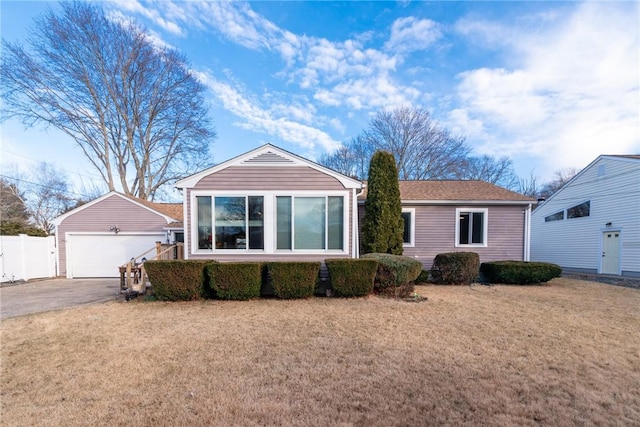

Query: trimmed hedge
[416,269,431,284]
[480,261,562,284]
[267,262,321,299]
[431,252,479,285]
[207,262,262,300]
[325,258,378,297]
[361,253,422,297]
[144,260,213,301]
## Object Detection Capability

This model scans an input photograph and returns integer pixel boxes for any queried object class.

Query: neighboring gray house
[359,180,535,269]
[531,155,640,277]
[52,192,182,278]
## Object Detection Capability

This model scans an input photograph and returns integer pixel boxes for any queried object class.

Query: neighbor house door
[601,231,621,275]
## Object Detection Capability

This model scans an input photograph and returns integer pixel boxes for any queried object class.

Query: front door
[601,231,621,275]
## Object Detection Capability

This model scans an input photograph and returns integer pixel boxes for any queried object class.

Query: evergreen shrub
[267,262,321,299]
[325,258,378,297]
[416,269,431,284]
[480,261,562,284]
[431,252,480,285]
[207,262,262,300]
[361,150,404,255]
[145,260,213,301]
[361,253,422,297]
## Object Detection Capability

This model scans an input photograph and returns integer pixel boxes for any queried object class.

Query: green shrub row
[480,261,562,284]
[144,260,213,301]
[361,253,422,297]
[267,262,321,299]
[208,262,262,300]
[145,254,428,301]
[431,252,479,285]
[325,258,378,297]
[145,260,323,301]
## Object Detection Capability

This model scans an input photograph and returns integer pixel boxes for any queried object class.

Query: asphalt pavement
[0,278,120,320]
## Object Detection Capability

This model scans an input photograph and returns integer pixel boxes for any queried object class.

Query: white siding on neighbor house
[531,156,640,275]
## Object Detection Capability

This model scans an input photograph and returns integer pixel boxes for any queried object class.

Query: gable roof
[538,154,640,206]
[175,144,363,190]
[51,191,182,226]
[358,180,534,205]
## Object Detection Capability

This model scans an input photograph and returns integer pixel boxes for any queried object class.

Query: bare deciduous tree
[320,106,520,190]
[1,2,215,200]
[363,106,470,180]
[0,179,29,225]
[539,168,579,200]
[26,163,74,234]
[454,155,520,189]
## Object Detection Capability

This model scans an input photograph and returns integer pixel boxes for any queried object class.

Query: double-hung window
[456,208,488,247]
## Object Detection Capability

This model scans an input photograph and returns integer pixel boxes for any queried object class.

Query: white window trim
[455,208,488,248]
[401,208,415,247]
[189,190,349,255]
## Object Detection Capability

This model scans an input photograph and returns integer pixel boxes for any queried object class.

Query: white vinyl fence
[0,235,57,283]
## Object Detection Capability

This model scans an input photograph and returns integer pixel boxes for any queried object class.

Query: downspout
[352,186,366,258]
[182,189,189,260]
[524,203,532,262]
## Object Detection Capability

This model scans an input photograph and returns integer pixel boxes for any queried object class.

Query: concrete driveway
[0,278,120,320]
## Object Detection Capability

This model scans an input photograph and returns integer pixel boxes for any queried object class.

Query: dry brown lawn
[1,278,639,426]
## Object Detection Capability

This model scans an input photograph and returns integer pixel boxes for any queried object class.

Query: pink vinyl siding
[359,204,527,269]
[184,165,356,259]
[56,194,169,276]
[192,166,346,191]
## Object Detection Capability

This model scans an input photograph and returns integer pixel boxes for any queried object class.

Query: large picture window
[197,196,264,250]
[276,196,344,251]
[195,193,346,253]
[456,208,487,246]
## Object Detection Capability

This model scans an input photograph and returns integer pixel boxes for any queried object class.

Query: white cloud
[111,0,184,36]
[451,2,640,180]
[384,17,442,53]
[196,72,340,153]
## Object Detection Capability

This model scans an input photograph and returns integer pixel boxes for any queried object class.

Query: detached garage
[52,192,182,278]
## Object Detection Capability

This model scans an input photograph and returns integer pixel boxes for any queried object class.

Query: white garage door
[68,233,166,278]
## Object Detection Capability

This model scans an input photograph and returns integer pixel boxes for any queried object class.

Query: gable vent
[243,151,295,164]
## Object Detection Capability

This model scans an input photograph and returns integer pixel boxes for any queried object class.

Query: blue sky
[1,1,638,199]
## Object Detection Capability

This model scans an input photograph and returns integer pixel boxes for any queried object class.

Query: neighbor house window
[456,208,487,246]
[545,211,564,222]
[567,201,590,219]
[276,196,344,251]
[401,209,415,246]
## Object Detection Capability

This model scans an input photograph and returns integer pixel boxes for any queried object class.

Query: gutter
[523,203,532,261]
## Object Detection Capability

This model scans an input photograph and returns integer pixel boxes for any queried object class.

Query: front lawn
[1,278,639,426]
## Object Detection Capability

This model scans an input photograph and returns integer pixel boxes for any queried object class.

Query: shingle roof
[358,180,534,203]
[120,193,183,221]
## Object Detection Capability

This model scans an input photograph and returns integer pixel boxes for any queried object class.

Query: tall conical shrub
[361,150,404,255]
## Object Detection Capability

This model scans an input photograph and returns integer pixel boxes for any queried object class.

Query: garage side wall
[57,195,169,277]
